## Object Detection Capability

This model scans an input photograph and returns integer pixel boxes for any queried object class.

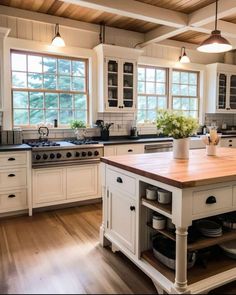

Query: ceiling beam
[189,0,236,27]
[140,26,190,48]
[0,5,100,34]
[62,0,188,28]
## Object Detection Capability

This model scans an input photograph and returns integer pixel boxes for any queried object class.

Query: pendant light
[197,0,232,53]
[179,47,191,63]
[51,24,65,47]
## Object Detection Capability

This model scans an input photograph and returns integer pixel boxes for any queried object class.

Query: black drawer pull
[206,196,217,204]
[8,158,16,161]
[116,177,123,183]
[8,174,16,177]
[229,144,233,147]
[8,194,16,198]
[130,206,135,211]
[229,140,233,143]
[128,149,133,152]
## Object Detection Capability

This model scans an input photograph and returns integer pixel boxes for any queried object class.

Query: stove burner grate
[27,141,61,148]
[67,139,99,145]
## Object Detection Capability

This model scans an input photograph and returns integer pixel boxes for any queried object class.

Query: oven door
[144,142,173,153]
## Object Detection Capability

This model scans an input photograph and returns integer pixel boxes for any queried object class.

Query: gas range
[28,140,104,168]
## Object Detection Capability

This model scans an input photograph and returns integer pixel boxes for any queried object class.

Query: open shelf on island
[141,250,236,285]
[142,198,172,217]
[146,223,236,251]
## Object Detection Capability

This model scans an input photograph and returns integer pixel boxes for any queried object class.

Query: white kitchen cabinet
[0,151,31,215]
[94,44,142,113]
[107,187,136,254]
[220,137,236,148]
[104,143,145,156]
[67,164,98,200]
[33,164,101,208]
[206,63,236,113]
[33,168,66,205]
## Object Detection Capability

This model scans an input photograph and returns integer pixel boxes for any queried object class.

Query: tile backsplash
[22,112,158,141]
[204,113,236,129]
[97,112,157,136]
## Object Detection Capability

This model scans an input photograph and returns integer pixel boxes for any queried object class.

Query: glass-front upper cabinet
[107,59,119,109]
[230,75,236,109]
[122,61,135,109]
[218,73,227,109]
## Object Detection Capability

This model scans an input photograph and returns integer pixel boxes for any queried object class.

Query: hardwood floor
[0,203,235,294]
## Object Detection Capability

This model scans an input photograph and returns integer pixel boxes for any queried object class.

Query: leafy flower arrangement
[156,110,199,139]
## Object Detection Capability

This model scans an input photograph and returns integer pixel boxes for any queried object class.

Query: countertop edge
[0,144,32,152]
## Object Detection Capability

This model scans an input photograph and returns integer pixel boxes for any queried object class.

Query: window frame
[171,68,200,119]
[137,65,169,125]
[11,49,89,128]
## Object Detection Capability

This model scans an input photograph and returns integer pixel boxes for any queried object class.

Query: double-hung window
[11,50,89,128]
[137,66,168,124]
[171,70,199,119]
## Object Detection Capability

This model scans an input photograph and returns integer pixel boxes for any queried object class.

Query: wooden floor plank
[0,204,235,294]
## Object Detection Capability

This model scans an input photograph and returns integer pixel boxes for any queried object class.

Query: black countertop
[0,144,32,152]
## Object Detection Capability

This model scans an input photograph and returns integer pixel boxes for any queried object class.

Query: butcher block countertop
[101,147,236,188]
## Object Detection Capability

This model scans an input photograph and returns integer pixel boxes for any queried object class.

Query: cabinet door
[105,58,119,110]
[67,164,98,199]
[33,168,66,205]
[217,73,227,110]
[121,60,136,111]
[229,74,236,109]
[108,188,136,253]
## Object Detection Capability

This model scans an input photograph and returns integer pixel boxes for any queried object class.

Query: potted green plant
[70,120,86,140]
[156,110,199,159]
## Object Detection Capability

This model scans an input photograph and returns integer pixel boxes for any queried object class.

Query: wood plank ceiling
[0,0,234,45]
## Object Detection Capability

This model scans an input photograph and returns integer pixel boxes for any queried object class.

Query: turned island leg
[174,227,188,293]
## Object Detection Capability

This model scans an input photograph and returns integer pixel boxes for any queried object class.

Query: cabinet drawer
[116,144,144,155]
[0,152,27,167]
[0,189,27,212]
[107,168,135,196]
[193,186,233,217]
[0,168,27,189]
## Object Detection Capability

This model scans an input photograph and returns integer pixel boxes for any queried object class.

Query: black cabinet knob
[82,152,87,157]
[128,149,133,152]
[117,177,123,183]
[8,158,15,161]
[88,151,93,157]
[8,194,16,198]
[94,151,99,156]
[130,206,135,211]
[66,152,72,158]
[57,153,62,159]
[206,196,217,204]
[8,174,15,177]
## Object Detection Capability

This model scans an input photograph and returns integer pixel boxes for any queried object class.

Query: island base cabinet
[107,188,136,254]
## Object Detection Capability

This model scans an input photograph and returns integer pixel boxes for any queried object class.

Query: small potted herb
[70,120,86,140]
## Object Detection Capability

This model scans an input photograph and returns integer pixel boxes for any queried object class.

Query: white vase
[206,144,216,156]
[173,138,190,159]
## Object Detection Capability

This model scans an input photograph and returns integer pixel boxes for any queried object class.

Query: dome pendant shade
[51,24,65,47]
[179,47,190,63]
[197,30,232,53]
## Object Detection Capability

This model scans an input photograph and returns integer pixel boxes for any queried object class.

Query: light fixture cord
[215,0,218,31]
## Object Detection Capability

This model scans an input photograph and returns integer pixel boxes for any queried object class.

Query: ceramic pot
[173,138,190,159]
[206,144,216,156]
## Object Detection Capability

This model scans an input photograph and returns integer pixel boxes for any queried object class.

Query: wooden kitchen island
[100,148,236,294]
